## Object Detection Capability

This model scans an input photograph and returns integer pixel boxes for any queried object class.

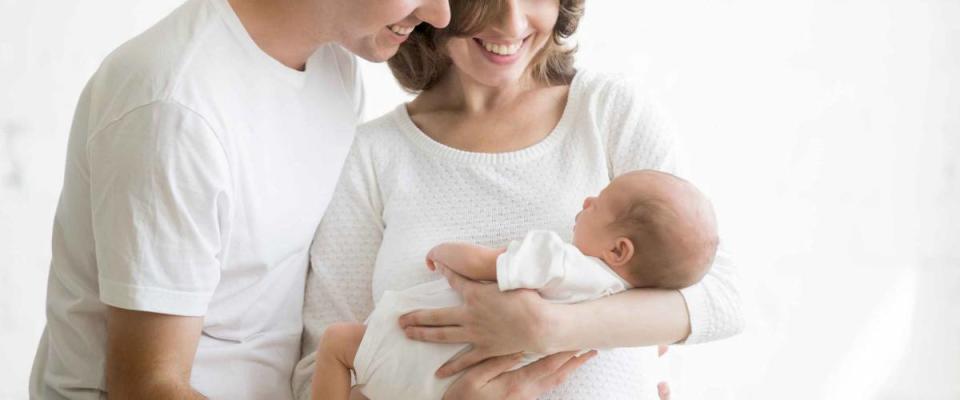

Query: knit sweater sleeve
[595,74,745,345]
[293,133,384,399]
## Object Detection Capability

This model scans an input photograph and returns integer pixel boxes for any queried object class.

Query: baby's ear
[606,237,635,268]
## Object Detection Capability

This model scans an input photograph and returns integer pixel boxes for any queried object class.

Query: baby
[311,170,719,400]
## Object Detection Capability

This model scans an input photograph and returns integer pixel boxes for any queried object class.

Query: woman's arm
[400,75,744,375]
[293,135,385,400]
[399,267,687,376]
[598,75,745,346]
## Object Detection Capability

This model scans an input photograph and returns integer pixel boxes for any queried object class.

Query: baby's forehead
[607,171,686,207]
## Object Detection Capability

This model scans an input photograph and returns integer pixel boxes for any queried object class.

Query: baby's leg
[311,322,366,400]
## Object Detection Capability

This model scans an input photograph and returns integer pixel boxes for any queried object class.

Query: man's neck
[227,0,337,71]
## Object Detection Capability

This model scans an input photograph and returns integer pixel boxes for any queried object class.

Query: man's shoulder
[85,0,224,126]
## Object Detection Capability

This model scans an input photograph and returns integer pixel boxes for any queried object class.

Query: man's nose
[416,0,451,28]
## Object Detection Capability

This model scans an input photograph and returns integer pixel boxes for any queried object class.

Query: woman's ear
[603,237,635,268]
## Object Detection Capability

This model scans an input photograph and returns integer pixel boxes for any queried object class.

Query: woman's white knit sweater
[294,70,744,399]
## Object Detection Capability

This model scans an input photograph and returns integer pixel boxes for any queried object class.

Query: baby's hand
[424,242,501,282]
[425,244,446,272]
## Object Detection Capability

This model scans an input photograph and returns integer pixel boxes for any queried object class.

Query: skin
[395,0,691,396]
[426,242,505,281]
[407,0,567,155]
[105,1,450,398]
[312,323,366,400]
[105,307,206,399]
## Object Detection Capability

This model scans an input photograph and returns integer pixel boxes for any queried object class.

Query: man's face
[334,0,451,62]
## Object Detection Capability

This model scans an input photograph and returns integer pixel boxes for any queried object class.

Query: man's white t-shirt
[29,0,361,398]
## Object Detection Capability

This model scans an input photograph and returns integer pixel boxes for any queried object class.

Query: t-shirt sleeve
[87,101,231,317]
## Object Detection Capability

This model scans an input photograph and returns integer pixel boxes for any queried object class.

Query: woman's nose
[495,0,529,37]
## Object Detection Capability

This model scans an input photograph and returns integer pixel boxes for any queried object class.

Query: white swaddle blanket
[352,231,658,400]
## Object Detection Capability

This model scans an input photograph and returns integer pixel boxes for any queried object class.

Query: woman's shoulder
[573,69,658,112]
[357,107,404,136]
[353,106,411,149]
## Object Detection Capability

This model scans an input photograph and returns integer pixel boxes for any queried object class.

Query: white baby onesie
[352,230,637,400]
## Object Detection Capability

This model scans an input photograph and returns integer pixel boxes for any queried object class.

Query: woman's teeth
[389,25,414,36]
[481,40,522,56]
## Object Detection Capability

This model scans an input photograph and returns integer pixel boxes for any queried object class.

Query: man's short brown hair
[387,0,586,92]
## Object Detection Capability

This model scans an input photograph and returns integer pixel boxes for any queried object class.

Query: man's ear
[603,237,635,268]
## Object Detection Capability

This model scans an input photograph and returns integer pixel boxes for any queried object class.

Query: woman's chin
[465,69,528,89]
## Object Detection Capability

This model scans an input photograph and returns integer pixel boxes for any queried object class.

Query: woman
[294,0,743,398]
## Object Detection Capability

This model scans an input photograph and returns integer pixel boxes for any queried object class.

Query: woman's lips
[473,36,528,65]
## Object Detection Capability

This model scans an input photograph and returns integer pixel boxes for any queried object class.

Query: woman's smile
[472,35,531,65]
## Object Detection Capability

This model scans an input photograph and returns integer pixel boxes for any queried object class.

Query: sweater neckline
[392,71,584,164]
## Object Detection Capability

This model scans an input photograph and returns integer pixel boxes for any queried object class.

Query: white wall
[2,0,958,399]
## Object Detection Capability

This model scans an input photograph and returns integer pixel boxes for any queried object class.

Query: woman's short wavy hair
[387,0,585,92]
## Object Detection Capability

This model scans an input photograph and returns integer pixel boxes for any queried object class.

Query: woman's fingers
[438,264,478,293]
[658,382,671,400]
[399,306,465,328]
[437,347,489,378]
[403,325,469,344]
[533,350,597,393]
[459,353,524,388]
[512,351,577,382]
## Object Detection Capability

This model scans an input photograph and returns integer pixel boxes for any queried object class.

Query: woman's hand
[443,351,597,400]
[398,266,556,377]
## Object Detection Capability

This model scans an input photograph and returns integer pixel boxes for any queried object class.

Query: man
[29,0,448,398]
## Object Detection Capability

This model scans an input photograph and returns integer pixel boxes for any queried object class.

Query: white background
[1,0,958,399]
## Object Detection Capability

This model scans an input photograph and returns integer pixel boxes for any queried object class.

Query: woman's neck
[228,0,336,71]
[407,69,570,154]
[424,70,545,115]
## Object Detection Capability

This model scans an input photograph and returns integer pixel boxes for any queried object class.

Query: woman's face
[444,0,560,88]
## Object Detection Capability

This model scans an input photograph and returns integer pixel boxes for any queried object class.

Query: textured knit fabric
[351,230,635,400]
[294,70,744,399]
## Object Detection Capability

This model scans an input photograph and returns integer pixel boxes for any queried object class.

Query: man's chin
[343,38,397,63]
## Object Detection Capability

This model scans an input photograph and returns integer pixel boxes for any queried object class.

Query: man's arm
[426,242,505,281]
[105,306,206,399]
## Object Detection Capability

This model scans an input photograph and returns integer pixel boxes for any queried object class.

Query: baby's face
[572,180,630,258]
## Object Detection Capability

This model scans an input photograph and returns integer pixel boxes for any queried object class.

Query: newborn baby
[311,170,719,400]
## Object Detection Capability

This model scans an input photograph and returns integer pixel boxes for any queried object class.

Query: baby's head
[572,170,718,289]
